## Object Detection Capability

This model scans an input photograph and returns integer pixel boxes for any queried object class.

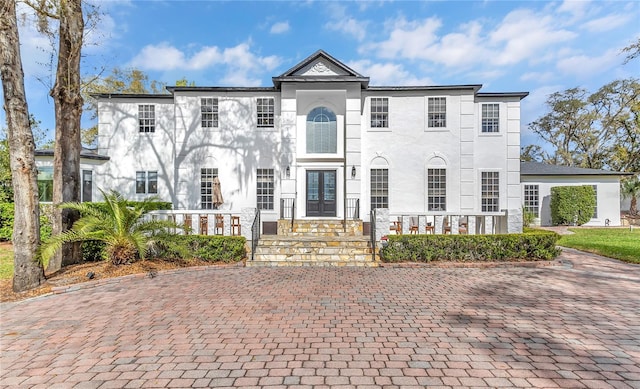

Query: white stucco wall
[521,175,622,226]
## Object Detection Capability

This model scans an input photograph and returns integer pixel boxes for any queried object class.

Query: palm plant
[622,177,640,216]
[40,190,180,265]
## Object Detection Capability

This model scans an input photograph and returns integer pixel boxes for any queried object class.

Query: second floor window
[136,171,158,194]
[428,97,446,128]
[257,98,274,128]
[371,98,388,128]
[138,105,155,133]
[482,104,500,133]
[201,98,219,128]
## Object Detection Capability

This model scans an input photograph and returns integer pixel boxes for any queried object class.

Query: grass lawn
[558,228,640,264]
[0,243,13,280]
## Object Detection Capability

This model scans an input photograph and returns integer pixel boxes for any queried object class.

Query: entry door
[306,170,336,217]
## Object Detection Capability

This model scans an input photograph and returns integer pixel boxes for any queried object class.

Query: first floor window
[371,97,388,128]
[257,169,274,210]
[481,171,500,212]
[37,167,53,202]
[138,104,155,133]
[524,184,539,217]
[136,171,158,194]
[592,185,598,218]
[370,168,389,210]
[82,170,93,202]
[257,97,274,127]
[428,168,446,211]
[201,168,218,209]
[201,97,219,128]
[481,103,500,133]
[428,97,446,128]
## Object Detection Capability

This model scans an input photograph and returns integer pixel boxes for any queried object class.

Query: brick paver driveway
[2,249,639,388]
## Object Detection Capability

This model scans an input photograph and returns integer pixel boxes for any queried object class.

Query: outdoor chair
[214,214,224,235]
[390,217,402,235]
[409,216,419,234]
[231,215,241,236]
[199,215,208,235]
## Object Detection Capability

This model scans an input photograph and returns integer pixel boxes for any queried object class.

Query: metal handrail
[346,198,360,220]
[250,208,260,261]
[290,199,295,232]
[370,209,377,262]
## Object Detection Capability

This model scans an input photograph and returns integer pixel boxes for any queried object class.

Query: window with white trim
[138,105,155,133]
[201,98,218,128]
[370,98,388,128]
[524,184,539,217]
[482,104,500,133]
[427,169,446,211]
[481,171,499,212]
[370,169,389,210]
[136,171,157,194]
[306,107,337,154]
[200,168,218,209]
[257,169,274,210]
[257,98,274,128]
[428,97,446,128]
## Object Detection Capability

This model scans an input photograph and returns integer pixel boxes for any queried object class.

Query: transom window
[428,97,446,128]
[138,105,155,133]
[482,104,500,133]
[257,98,274,128]
[481,171,500,212]
[306,106,337,154]
[136,171,157,194]
[371,98,388,128]
[200,168,218,209]
[201,98,219,128]
[428,169,446,211]
[524,184,539,217]
[257,169,274,210]
[370,169,389,210]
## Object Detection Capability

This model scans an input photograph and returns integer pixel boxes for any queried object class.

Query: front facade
[91,50,527,233]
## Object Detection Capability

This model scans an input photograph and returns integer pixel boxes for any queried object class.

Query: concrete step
[277,219,364,237]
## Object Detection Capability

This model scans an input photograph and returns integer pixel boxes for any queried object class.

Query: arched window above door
[306,107,337,154]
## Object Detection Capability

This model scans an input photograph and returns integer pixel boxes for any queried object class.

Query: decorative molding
[305,61,336,76]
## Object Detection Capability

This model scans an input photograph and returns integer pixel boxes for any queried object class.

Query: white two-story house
[89,50,528,235]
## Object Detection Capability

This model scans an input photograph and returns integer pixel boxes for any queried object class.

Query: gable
[273,49,369,88]
[294,59,349,77]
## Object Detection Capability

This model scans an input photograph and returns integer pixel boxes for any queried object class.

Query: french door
[306,170,336,217]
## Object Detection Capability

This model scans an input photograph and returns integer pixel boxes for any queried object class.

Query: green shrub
[153,234,246,263]
[380,230,560,263]
[81,240,106,262]
[550,186,596,226]
[85,200,172,213]
[0,203,53,242]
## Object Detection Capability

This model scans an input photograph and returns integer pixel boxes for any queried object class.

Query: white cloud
[324,3,368,41]
[520,71,555,83]
[347,59,434,86]
[556,48,622,79]
[270,21,290,34]
[582,13,633,33]
[365,16,441,60]
[128,42,282,87]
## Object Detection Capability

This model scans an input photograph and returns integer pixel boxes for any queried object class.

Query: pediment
[273,50,369,88]
[293,59,349,77]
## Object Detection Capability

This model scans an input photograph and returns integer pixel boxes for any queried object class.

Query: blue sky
[5,0,640,147]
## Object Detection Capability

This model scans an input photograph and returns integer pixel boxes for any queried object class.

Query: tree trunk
[0,0,46,291]
[631,197,638,216]
[47,0,84,272]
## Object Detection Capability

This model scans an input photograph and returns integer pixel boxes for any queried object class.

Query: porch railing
[346,198,360,220]
[387,212,508,235]
[251,208,260,261]
[148,210,240,236]
[280,198,295,232]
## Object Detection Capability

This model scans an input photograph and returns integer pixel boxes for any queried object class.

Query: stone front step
[277,219,363,237]
[248,235,379,267]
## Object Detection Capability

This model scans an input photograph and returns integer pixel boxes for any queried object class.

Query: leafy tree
[622,177,640,216]
[81,68,167,146]
[175,77,195,87]
[622,38,640,64]
[0,0,46,291]
[525,79,640,173]
[40,190,180,265]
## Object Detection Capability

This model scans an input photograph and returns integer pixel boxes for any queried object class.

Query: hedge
[380,229,560,263]
[550,185,596,226]
[153,235,246,263]
[0,203,52,242]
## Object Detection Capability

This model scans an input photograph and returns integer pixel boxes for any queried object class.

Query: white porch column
[451,216,459,235]
[467,216,476,235]
[374,208,389,241]
[485,216,494,235]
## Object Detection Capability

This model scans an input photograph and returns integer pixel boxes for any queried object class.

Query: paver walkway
[1,250,639,389]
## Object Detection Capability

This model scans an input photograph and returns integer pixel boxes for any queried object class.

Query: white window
[200,168,218,210]
[257,169,274,210]
[481,171,499,212]
[370,98,388,128]
[428,169,446,211]
[428,97,446,128]
[82,170,92,202]
[370,169,389,210]
[306,107,337,154]
[136,171,157,194]
[201,98,218,128]
[138,105,155,133]
[482,104,500,133]
[37,167,53,202]
[257,98,274,128]
[524,184,539,217]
